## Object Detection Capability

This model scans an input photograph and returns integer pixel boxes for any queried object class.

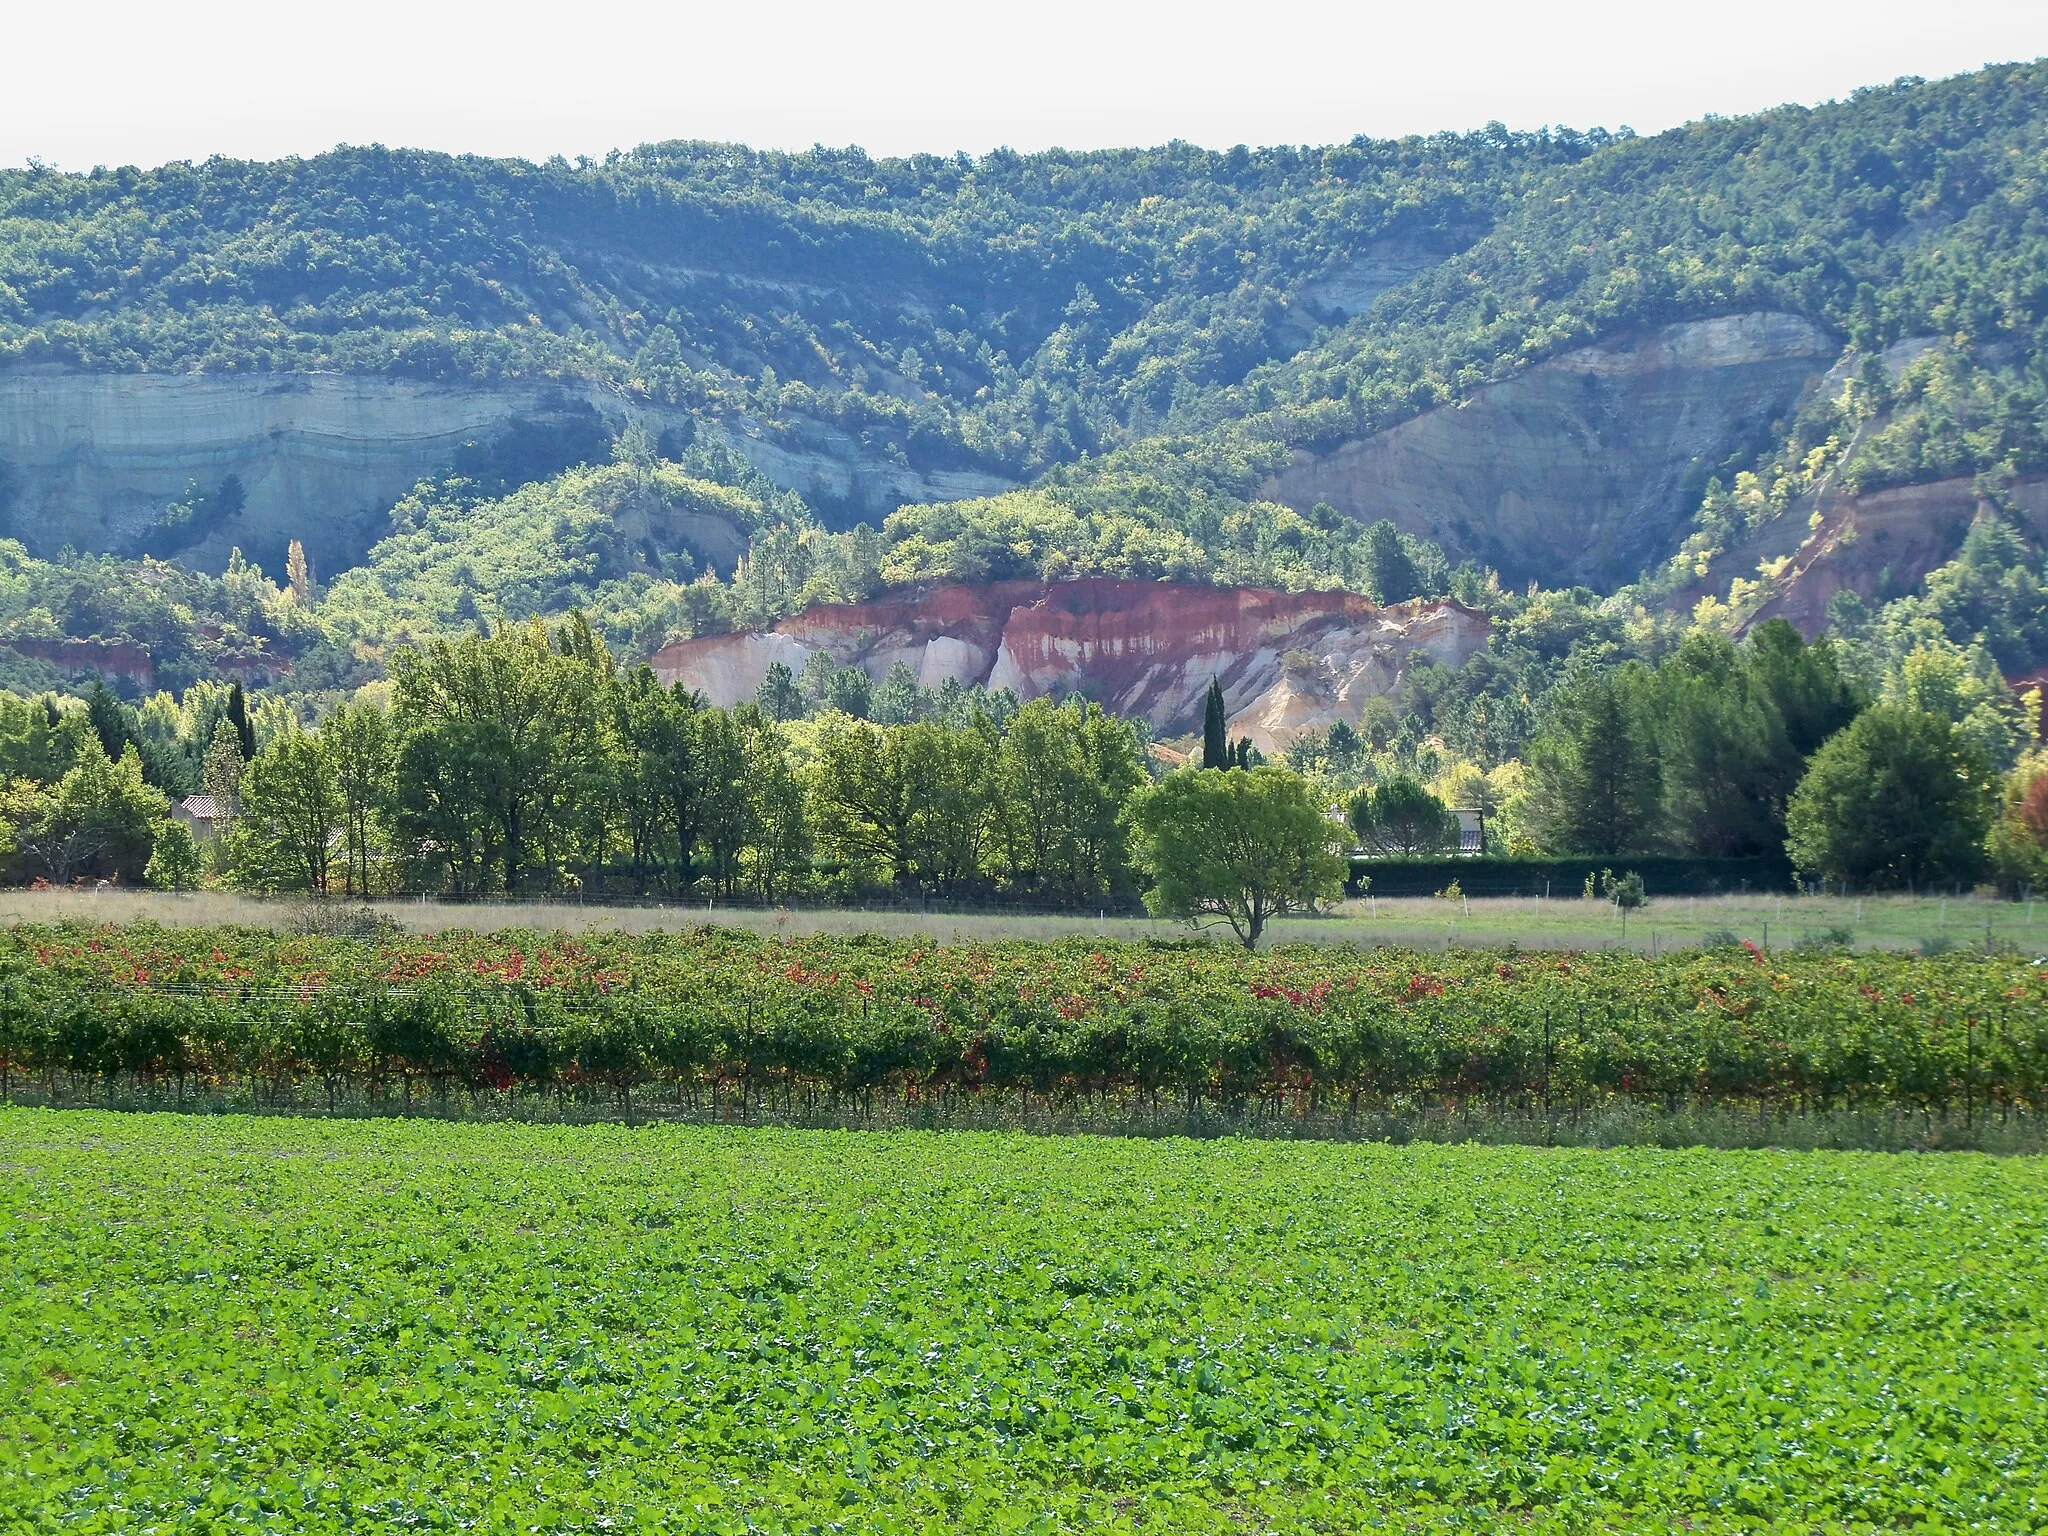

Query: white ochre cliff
[0,371,564,567]
[0,370,1016,572]
[1260,312,1838,588]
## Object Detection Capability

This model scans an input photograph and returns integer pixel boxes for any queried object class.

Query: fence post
[1966,1017,1975,1133]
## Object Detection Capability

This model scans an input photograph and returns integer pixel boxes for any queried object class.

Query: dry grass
[0,886,2042,954]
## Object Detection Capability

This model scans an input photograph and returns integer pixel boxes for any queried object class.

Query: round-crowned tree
[1347,775,1459,855]
[1129,766,1346,949]
[1785,706,1997,890]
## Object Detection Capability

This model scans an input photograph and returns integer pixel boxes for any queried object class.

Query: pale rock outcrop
[652,579,1489,754]
[0,370,1018,572]
[720,423,1014,518]
[0,371,560,571]
[1277,236,1462,345]
[1260,311,1840,588]
[1686,473,2048,638]
[1289,240,1453,320]
[660,631,814,706]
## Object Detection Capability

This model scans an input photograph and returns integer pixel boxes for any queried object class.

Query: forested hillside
[1252,65,2048,467]
[6,63,2044,498]
[0,62,2045,874]
[0,129,1581,479]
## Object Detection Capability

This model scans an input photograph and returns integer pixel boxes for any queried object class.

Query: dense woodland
[0,67,2042,668]
[0,609,2038,909]
[0,130,1582,479]
[5,65,2045,494]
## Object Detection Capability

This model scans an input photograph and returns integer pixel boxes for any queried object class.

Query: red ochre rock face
[0,637,160,691]
[0,636,292,693]
[651,579,1490,753]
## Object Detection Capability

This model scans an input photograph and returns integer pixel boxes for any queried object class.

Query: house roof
[180,795,219,819]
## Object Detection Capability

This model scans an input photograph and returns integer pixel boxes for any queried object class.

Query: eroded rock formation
[0,372,564,573]
[1692,473,2048,638]
[1260,312,1839,587]
[0,635,293,692]
[0,371,1015,573]
[651,579,1489,753]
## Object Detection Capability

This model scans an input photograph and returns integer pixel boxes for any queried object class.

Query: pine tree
[85,679,134,762]
[1360,521,1420,605]
[1201,680,1227,770]
[754,662,803,722]
[1523,668,1661,855]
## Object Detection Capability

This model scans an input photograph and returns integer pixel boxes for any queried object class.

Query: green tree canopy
[1129,766,1346,948]
[221,725,342,893]
[388,617,612,895]
[996,697,1146,903]
[1785,706,1999,890]
[1359,521,1421,605]
[1348,774,1459,855]
[325,701,394,899]
[144,819,202,891]
[1990,751,2048,890]
[0,742,167,884]
[1641,622,1862,858]
[1201,680,1228,771]
[754,662,803,723]
[1522,666,1662,856]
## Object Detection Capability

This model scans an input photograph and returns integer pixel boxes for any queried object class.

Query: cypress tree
[85,678,135,762]
[226,681,256,760]
[1202,680,1227,769]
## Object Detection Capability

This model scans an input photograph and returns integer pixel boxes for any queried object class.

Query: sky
[7,0,2048,170]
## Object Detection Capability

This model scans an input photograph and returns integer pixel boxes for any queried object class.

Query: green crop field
[3,1110,2044,1533]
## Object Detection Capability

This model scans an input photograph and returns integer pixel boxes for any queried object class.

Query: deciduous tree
[1785,706,1997,890]
[223,725,341,892]
[325,700,393,898]
[1,744,167,884]
[1129,767,1345,949]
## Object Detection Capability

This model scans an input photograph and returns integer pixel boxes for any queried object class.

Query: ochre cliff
[1669,474,2048,639]
[0,635,293,691]
[1,310,1840,595]
[0,372,568,574]
[651,579,1489,753]
[0,638,162,691]
[1260,312,1839,588]
[0,371,1015,574]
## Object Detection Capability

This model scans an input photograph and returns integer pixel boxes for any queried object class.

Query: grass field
[3,885,2044,955]
[4,1110,2044,1532]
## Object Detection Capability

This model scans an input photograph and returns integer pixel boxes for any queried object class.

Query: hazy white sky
[7,0,2046,170]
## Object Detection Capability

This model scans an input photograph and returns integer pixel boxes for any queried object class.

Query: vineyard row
[4,924,2046,1117]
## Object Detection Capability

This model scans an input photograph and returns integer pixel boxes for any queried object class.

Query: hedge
[1347,855,1797,898]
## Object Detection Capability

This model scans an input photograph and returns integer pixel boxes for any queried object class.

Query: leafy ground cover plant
[1,1111,2044,1532]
